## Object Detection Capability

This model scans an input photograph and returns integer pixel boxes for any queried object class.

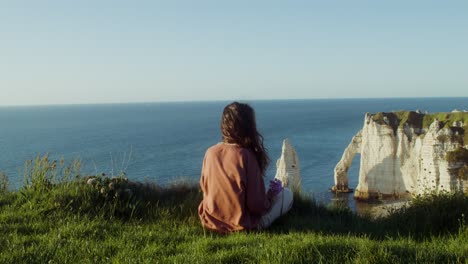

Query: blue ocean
[1,98,467,199]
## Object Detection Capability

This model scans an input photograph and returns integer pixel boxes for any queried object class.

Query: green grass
[422,112,468,130]
[1,155,467,263]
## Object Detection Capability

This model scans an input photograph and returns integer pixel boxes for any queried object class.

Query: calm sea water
[1,98,467,202]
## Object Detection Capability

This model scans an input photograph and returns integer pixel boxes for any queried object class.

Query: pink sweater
[198,143,271,233]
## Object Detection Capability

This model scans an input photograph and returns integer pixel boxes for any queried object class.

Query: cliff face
[334,111,468,199]
[275,139,301,193]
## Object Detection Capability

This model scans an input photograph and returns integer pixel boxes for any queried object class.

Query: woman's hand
[267,179,283,200]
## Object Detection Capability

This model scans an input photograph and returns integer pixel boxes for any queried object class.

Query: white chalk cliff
[275,139,301,193]
[333,111,468,199]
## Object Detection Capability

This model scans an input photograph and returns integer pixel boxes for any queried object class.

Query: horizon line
[0,96,467,108]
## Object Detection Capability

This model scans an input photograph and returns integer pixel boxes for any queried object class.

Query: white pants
[258,188,293,229]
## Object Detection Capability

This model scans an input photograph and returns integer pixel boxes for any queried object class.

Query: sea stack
[333,111,468,200]
[275,139,301,193]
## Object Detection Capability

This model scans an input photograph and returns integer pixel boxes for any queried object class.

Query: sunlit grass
[0,155,467,263]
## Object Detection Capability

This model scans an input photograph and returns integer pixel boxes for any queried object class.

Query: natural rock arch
[333,111,468,200]
[333,130,362,192]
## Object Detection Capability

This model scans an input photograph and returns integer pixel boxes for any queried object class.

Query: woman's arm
[244,150,271,215]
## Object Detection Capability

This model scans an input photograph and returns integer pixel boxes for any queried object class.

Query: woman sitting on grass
[198,102,293,233]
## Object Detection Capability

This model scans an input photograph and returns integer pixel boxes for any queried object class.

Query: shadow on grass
[267,191,468,240]
[107,181,467,241]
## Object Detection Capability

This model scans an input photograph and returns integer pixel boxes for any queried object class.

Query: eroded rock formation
[333,111,468,199]
[275,139,301,193]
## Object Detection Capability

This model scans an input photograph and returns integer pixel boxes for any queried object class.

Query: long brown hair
[221,102,270,175]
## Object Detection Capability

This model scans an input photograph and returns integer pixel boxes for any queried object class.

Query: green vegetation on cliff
[447,147,468,163]
[422,112,468,129]
[447,147,468,180]
[372,111,424,131]
[372,111,468,144]
[0,156,467,263]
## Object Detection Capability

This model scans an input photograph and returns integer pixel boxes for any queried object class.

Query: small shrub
[22,154,81,191]
[0,171,8,193]
[380,191,468,237]
[464,125,468,145]
[446,147,468,163]
[458,165,468,181]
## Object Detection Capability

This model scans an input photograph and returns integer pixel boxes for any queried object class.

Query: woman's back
[198,143,270,233]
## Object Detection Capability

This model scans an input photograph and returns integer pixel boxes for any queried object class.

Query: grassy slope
[0,156,467,263]
[0,183,467,263]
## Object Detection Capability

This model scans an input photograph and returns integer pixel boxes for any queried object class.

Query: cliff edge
[333,111,468,200]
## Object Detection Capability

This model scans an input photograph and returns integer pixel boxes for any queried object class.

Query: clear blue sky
[1,1,467,106]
